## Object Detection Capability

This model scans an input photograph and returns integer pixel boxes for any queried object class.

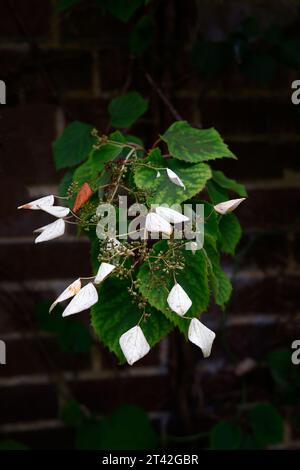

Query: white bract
[167,283,192,316]
[94,262,116,284]
[188,318,215,358]
[155,206,189,224]
[18,195,54,210]
[119,325,150,366]
[39,205,70,218]
[156,171,161,178]
[166,168,185,189]
[49,278,82,313]
[62,282,98,317]
[214,198,246,215]
[145,212,173,236]
[35,219,65,243]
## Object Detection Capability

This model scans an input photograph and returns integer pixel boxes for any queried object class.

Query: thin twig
[145,72,183,121]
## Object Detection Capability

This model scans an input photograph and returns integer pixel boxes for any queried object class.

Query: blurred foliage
[210,403,284,450]
[36,300,93,354]
[0,441,29,450]
[61,401,158,450]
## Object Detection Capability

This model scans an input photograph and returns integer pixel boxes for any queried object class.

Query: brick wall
[0,0,299,449]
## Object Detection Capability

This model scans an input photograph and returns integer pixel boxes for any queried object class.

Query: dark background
[0,0,300,449]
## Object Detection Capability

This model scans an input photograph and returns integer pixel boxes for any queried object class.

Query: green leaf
[130,15,155,55]
[0,440,29,450]
[97,0,144,22]
[73,143,122,188]
[134,148,212,205]
[55,0,82,13]
[249,403,284,446]
[60,399,85,428]
[207,180,229,205]
[99,405,157,450]
[138,241,210,335]
[76,405,157,450]
[108,91,148,128]
[204,238,232,307]
[53,121,95,170]
[59,168,75,197]
[218,213,242,255]
[210,421,242,450]
[161,121,235,163]
[91,278,173,363]
[212,170,247,197]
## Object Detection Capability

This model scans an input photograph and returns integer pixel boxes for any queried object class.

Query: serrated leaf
[73,143,122,188]
[249,403,284,446]
[108,91,148,128]
[212,170,247,197]
[97,0,144,22]
[138,241,209,335]
[91,278,173,363]
[218,213,242,254]
[134,148,212,205]
[53,121,95,170]
[161,121,235,163]
[207,180,229,204]
[204,238,232,307]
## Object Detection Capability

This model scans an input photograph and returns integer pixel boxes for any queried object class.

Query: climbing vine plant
[18,91,247,365]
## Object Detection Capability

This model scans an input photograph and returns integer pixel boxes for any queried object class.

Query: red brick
[0,240,91,280]
[0,383,58,422]
[0,104,57,186]
[71,375,170,414]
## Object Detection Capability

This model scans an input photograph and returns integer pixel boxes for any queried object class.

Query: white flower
[145,213,173,236]
[167,283,192,316]
[94,262,116,284]
[49,278,82,313]
[34,219,65,243]
[214,198,246,215]
[166,168,185,189]
[119,325,150,366]
[155,206,189,224]
[39,205,70,218]
[156,171,161,178]
[106,238,121,251]
[18,195,54,210]
[62,282,98,317]
[188,318,215,358]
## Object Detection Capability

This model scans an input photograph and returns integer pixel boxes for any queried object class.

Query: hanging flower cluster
[18,121,246,365]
